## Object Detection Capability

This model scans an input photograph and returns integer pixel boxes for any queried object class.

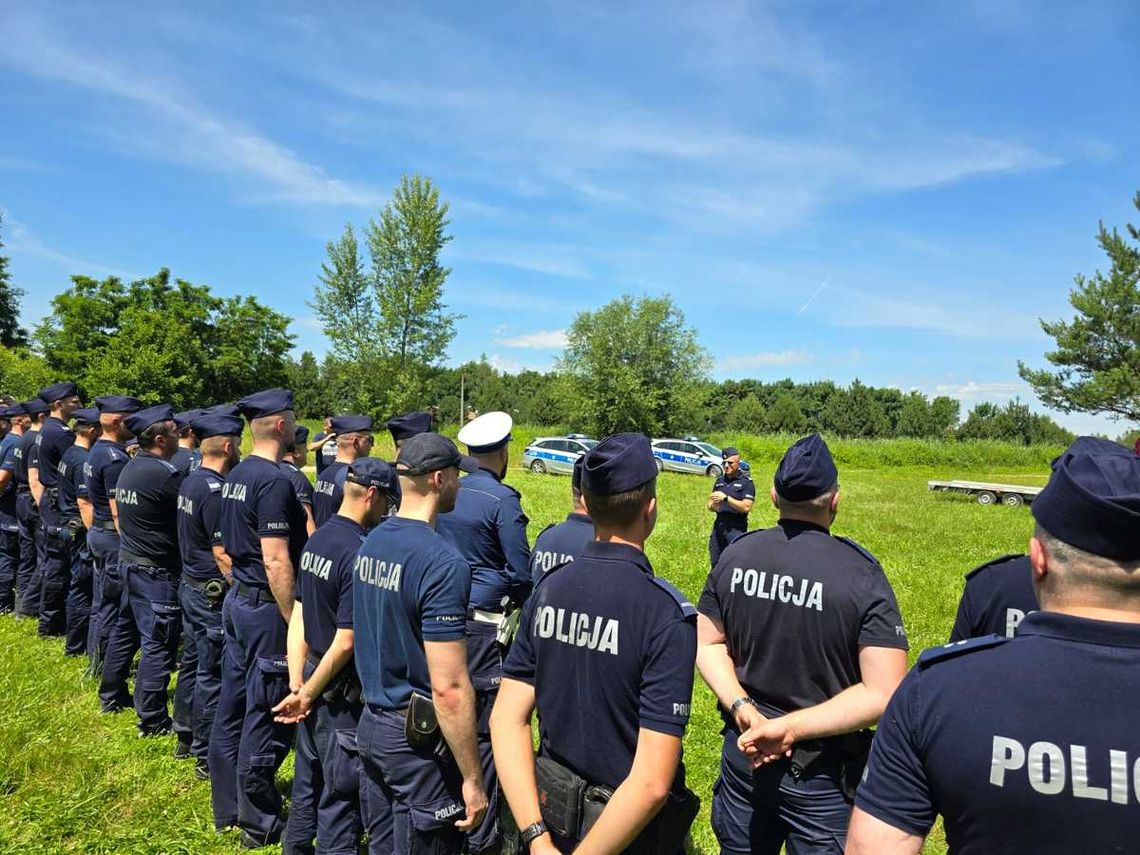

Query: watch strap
[520,820,548,846]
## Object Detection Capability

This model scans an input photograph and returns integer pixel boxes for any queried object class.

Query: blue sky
[2,2,1138,434]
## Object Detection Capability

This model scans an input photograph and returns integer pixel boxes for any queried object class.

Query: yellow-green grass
[0,428,1046,852]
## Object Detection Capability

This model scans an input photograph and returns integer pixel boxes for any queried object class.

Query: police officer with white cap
[436,410,531,854]
[848,438,1140,854]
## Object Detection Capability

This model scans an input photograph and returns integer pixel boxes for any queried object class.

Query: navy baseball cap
[775,433,838,501]
[581,433,657,496]
[722,446,740,459]
[71,407,101,427]
[124,404,175,436]
[21,399,49,416]
[173,409,204,430]
[237,388,294,420]
[396,433,478,477]
[331,414,373,434]
[190,412,244,440]
[294,425,310,445]
[37,381,79,403]
[95,395,143,414]
[387,411,433,442]
[1032,438,1140,560]
[348,458,399,498]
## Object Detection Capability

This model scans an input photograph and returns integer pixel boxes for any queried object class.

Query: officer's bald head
[250,411,294,443]
[1032,526,1140,611]
[99,411,132,442]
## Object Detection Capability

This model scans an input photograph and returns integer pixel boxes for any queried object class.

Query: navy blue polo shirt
[115,451,183,568]
[56,444,90,519]
[949,554,1038,642]
[529,512,594,584]
[314,432,336,476]
[0,432,20,520]
[84,438,130,523]
[856,612,1140,853]
[282,461,314,510]
[713,471,756,530]
[312,461,348,528]
[436,467,532,610]
[353,517,470,710]
[697,520,908,719]
[504,541,697,794]
[14,429,38,487]
[171,447,202,477]
[34,416,75,488]
[177,466,226,582]
[219,454,307,588]
[297,514,365,657]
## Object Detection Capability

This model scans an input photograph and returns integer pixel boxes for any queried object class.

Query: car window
[677,443,699,456]
[697,442,721,457]
[551,440,573,452]
[534,440,553,450]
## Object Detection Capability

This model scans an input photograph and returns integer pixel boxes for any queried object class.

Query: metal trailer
[927,479,1043,507]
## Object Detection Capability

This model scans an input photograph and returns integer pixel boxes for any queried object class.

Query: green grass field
[0,428,1049,853]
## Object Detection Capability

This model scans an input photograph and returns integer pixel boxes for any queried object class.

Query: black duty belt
[122,558,179,577]
[182,574,228,597]
[91,519,117,531]
[233,580,272,605]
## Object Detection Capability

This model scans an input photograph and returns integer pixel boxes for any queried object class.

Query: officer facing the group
[210,388,306,847]
[282,424,317,536]
[14,398,48,618]
[354,433,486,855]
[313,415,374,529]
[310,416,337,477]
[58,406,100,656]
[101,405,186,736]
[171,411,241,779]
[848,439,1140,854]
[386,411,433,453]
[696,433,908,855]
[0,403,28,612]
[491,432,700,854]
[276,457,399,855]
[83,395,142,683]
[707,446,755,569]
[528,456,593,585]
[171,409,204,476]
[436,410,532,854]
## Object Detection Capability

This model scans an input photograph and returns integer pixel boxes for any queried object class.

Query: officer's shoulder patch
[836,536,882,568]
[917,634,1008,670]
[207,480,222,492]
[965,554,1026,580]
[647,576,698,619]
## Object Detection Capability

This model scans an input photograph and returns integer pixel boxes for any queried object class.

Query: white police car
[523,435,598,475]
[651,438,726,477]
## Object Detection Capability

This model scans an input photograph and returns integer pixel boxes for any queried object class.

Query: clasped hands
[734,704,799,769]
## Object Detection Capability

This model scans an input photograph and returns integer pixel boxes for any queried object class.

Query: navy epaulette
[648,576,698,619]
[535,522,556,539]
[836,536,882,567]
[917,634,1008,669]
[965,554,1025,580]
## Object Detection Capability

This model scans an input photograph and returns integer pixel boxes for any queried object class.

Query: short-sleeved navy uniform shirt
[171,447,202,477]
[177,466,226,582]
[949,554,1038,642]
[220,455,308,588]
[697,520,907,718]
[34,416,75,487]
[56,443,90,519]
[436,467,532,610]
[115,451,183,568]
[314,432,336,476]
[14,429,39,487]
[297,514,365,658]
[313,460,348,528]
[84,438,130,523]
[504,541,698,794]
[353,517,470,711]
[282,461,314,510]
[857,612,1140,853]
[529,512,594,584]
[713,471,756,531]
[0,433,22,518]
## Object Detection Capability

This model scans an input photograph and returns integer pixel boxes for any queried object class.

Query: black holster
[789,730,874,802]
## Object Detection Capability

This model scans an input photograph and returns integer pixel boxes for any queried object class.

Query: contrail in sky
[797,277,830,315]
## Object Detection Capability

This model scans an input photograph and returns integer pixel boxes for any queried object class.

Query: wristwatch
[520,820,548,848]
[730,696,758,715]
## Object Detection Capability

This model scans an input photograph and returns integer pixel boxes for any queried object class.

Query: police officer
[491,432,700,854]
[209,388,306,846]
[386,410,433,453]
[100,405,185,736]
[84,395,143,685]
[276,457,398,855]
[33,381,82,637]
[707,446,755,569]
[171,409,204,476]
[528,456,593,585]
[436,410,532,854]
[696,433,908,855]
[310,416,337,477]
[354,432,486,854]
[13,398,48,618]
[848,439,1140,854]
[0,403,28,613]
[171,411,241,778]
[313,415,374,529]
[283,424,317,536]
[58,406,100,656]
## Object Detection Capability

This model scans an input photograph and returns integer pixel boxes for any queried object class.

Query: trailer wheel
[976,491,997,506]
[1002,493,1024,507]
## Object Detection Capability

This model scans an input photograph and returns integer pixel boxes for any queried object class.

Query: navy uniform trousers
[14,491,44,617]
[0,517,19,612]
[87,526,128,676]
[466,619,505,855]
[708,521,747,569]
[63,526,93,656]
[37,490,71,637]
[209,585,293,843]
[172,579,225,762]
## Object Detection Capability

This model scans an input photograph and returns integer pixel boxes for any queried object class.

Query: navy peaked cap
[173,409,204,429]
[190,412,244,439]
[125,437,138,449]
[124,405,175,436]
[1054,435,1134,464]
[396,433,478,476]
[572,455,585,492]
[0,403,26,417]
[387,411,433,441]
[37,381,79,403]
[581,433,657,496]
[71,407,101,427]
[294,425,310,445]
[95,395,143,414]
[237,388,294,420]
[722,446,740,459]
[775,433,838,501]
[348,458,399,496]
[21,399,49,416]
[1033,437,1140,560]
[331,414,373,434]
[203,403,241,418]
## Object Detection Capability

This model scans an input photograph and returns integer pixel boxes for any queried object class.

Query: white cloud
[933,381,1024,400]
[3,213,132,279]
[717,350,815,373]
[824,285,1043,339]
[495,330,568,349]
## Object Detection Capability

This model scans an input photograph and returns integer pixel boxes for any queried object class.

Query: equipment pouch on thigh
[152,601,182,645]
[533,755,586,840]
[252,656,290,711]
[405,692,442,752]
[328,729,363,799]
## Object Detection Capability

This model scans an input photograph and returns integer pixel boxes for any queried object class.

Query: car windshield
[579,439,598,449]
[696,442,721,457]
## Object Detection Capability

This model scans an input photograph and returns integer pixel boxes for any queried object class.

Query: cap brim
[458,455,480,473]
